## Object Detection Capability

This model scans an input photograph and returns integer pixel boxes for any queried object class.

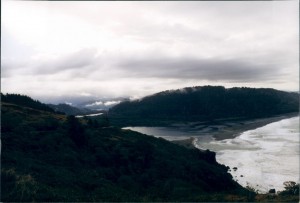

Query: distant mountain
[109,86,299,126]
[47,103,102,116]
[39,95,128,111]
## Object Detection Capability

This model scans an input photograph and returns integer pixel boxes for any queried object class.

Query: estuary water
[125,116,299,193]
[123,126,207,141]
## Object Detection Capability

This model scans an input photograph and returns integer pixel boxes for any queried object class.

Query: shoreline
[213,112,298,140]
[172,113,299,195]
[172,112,298,148]
[172,137,197,149]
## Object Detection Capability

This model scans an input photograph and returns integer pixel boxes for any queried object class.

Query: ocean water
[194,116,299,193]
[125,117,299,193]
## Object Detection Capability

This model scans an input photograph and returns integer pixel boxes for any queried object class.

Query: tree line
[110,86,299,125]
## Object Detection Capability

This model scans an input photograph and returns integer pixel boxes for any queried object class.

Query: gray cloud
[118,57,280,82]
[1,48,100,78]
[1,64,11,78]
[33,48,99,75]
[27,50,281,84]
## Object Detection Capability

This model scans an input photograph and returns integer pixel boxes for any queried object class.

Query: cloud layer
[1,1,298,101]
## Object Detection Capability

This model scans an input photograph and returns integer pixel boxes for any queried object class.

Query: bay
[125,116,299,193]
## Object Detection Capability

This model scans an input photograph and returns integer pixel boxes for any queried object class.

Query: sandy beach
[172,112,298,148]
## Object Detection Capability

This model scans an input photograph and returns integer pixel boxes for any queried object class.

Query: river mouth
[124,116,299,194]
[123,126,214,141]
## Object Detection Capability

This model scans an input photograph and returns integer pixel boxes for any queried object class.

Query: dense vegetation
[110,86,299,126]
[2,93,299,202]
[1,93,57,113]
[2,98,253,202]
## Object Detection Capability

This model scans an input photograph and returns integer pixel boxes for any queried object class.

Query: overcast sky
[1,1,299,102]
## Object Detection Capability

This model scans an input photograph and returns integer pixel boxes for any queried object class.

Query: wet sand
[172,112,298,148]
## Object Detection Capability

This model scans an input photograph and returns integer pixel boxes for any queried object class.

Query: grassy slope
[1,102,252,202]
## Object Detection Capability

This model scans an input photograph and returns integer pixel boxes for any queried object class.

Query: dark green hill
[47,103,83,115]
[109,86,299,126]
[1,97,251,202]
[1,93,56,113]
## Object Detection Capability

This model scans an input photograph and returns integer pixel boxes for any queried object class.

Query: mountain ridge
[109,86,299,126]
[47,103,102,116]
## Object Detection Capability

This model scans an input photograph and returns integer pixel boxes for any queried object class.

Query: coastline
[213,112,298,140]
[172,137,197,149]
[172,112,298,148]
[150,113,299,195]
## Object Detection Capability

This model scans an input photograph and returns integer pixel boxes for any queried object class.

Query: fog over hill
[46,98,126,115]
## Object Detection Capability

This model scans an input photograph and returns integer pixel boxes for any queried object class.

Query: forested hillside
[110,86,299,126]
[1,96,251,202]
[1,93,57,113]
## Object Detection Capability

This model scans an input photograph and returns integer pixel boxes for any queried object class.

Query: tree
[281,181,299,195]
[66,116,86,148]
